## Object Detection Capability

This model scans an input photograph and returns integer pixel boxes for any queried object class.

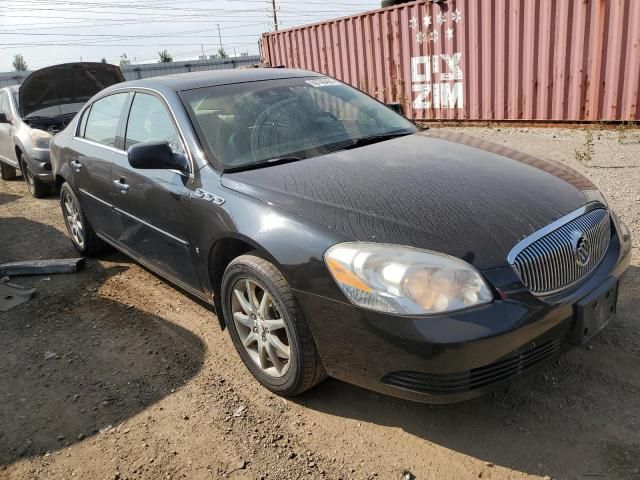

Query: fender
[191,167,350,307]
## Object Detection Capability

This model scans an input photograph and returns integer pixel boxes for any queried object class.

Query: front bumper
[295,225,631,404]
[25,147,54,182]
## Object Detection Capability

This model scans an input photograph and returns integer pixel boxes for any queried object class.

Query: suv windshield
[180,76,417,170]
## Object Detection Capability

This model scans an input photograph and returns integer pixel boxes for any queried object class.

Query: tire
[20,156,50,198]
[60,182,109,256]
[221,254,326,396]
[0,161,17,180]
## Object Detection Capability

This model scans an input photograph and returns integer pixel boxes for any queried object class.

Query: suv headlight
[29,129,52,149]
[324,243,492,315]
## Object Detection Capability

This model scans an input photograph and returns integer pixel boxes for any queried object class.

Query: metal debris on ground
[0,258,85,276]
[0,281,36,312]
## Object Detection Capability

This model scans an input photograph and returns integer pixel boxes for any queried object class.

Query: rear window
[83,93,128,148]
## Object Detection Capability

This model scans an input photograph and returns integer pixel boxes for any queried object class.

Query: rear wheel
[221,255,326,396]
[60,182,108,256]
[20,156,50,198]
[0,161,17,180]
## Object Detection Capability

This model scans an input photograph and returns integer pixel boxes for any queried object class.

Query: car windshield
[179,76,417,170]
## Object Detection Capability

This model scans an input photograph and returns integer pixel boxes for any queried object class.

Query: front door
[0,91,14,164]
[70,92,129,241]
[111,91,198,288]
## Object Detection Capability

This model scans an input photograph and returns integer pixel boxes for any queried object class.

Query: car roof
[103,68,324,94]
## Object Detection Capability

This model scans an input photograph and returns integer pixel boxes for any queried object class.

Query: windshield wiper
[224,156,304,173]
[343,131,414,150]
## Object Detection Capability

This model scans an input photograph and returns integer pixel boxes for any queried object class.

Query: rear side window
[124,93,184,154]
[77,106,91,138]
[83,93,128,147]
[0,92,9,117]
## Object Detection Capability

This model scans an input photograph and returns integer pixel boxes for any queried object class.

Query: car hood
[19,62,125,119]
[221,131,601,270]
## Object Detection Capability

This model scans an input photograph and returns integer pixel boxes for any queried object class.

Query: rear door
[111,91,199,288]
[70,91,129,241]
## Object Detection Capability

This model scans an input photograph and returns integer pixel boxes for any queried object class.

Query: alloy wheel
[231,278,291,378]
[62,190,85,248]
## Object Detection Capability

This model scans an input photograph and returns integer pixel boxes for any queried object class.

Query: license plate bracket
[570,278,619,346]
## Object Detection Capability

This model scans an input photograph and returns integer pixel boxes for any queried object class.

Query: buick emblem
[571,231,591,267]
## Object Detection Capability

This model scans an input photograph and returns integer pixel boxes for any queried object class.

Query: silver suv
[0,63,124,197]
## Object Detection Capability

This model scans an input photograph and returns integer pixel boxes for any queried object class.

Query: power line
[271,0,279,31]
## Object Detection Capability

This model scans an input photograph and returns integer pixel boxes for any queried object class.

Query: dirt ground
[0,126,639,480]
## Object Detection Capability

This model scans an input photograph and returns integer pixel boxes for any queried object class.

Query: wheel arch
[207,234,280,329]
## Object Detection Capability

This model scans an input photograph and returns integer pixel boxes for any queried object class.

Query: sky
[0,0,381,71]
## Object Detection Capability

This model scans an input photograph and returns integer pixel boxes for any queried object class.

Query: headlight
[29,129,52,149]
[324,243,492,315]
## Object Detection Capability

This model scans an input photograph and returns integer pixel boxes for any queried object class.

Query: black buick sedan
[50,69,632,403]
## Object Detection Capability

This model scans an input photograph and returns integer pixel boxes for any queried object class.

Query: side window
[77,105,91,138]
[0,92,9,117]
[83,93,128,147]
[124,93,184,155]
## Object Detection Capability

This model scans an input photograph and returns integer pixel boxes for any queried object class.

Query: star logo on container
[451,9,463,23]
[416,31,426,44]
[409,17,418,29]
[429,31,439,42]
[423,15,432,28]
[437,13,447,25]
[446,27,454,40]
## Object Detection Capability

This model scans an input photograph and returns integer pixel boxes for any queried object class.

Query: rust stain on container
[260,0,640,122]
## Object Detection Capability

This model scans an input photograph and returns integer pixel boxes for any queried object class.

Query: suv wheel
[221,254,326,396]
[20,156,49,198]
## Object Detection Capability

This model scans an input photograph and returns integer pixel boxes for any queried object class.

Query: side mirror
[0,113,10,124]
[386,102,405,116]
[127,141,189,171]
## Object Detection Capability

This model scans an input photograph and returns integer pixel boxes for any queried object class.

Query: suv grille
[511,208,610,295]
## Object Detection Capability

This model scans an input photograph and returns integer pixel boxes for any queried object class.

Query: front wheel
[221,255,326,396]
[20,156,50,198]
[60,182,109,256]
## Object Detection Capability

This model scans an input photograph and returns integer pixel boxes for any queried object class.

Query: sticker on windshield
[306,78,341,88]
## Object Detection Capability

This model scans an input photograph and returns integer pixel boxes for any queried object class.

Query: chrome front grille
[510,207,611,295]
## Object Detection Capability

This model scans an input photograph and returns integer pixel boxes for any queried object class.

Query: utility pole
[217,24,223,51]
[271,0,278,31]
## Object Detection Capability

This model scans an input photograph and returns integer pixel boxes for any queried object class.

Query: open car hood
[19,62,125,119]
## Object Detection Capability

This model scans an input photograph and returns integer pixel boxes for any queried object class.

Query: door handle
[113,179,130,194]
[70,160,82,172]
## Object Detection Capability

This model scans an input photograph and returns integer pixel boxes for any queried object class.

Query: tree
[12,54,27,72]
[217,47,228,59]
[119,53,130,67]
[157,49,173,63]
[101,57,107,63]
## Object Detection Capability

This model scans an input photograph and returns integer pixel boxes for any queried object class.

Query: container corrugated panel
[260,0,640,122]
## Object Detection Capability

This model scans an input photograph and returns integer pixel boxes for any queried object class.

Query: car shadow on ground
[295,265,640,479]
[0,192,22,207]
[0,217,206,466]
